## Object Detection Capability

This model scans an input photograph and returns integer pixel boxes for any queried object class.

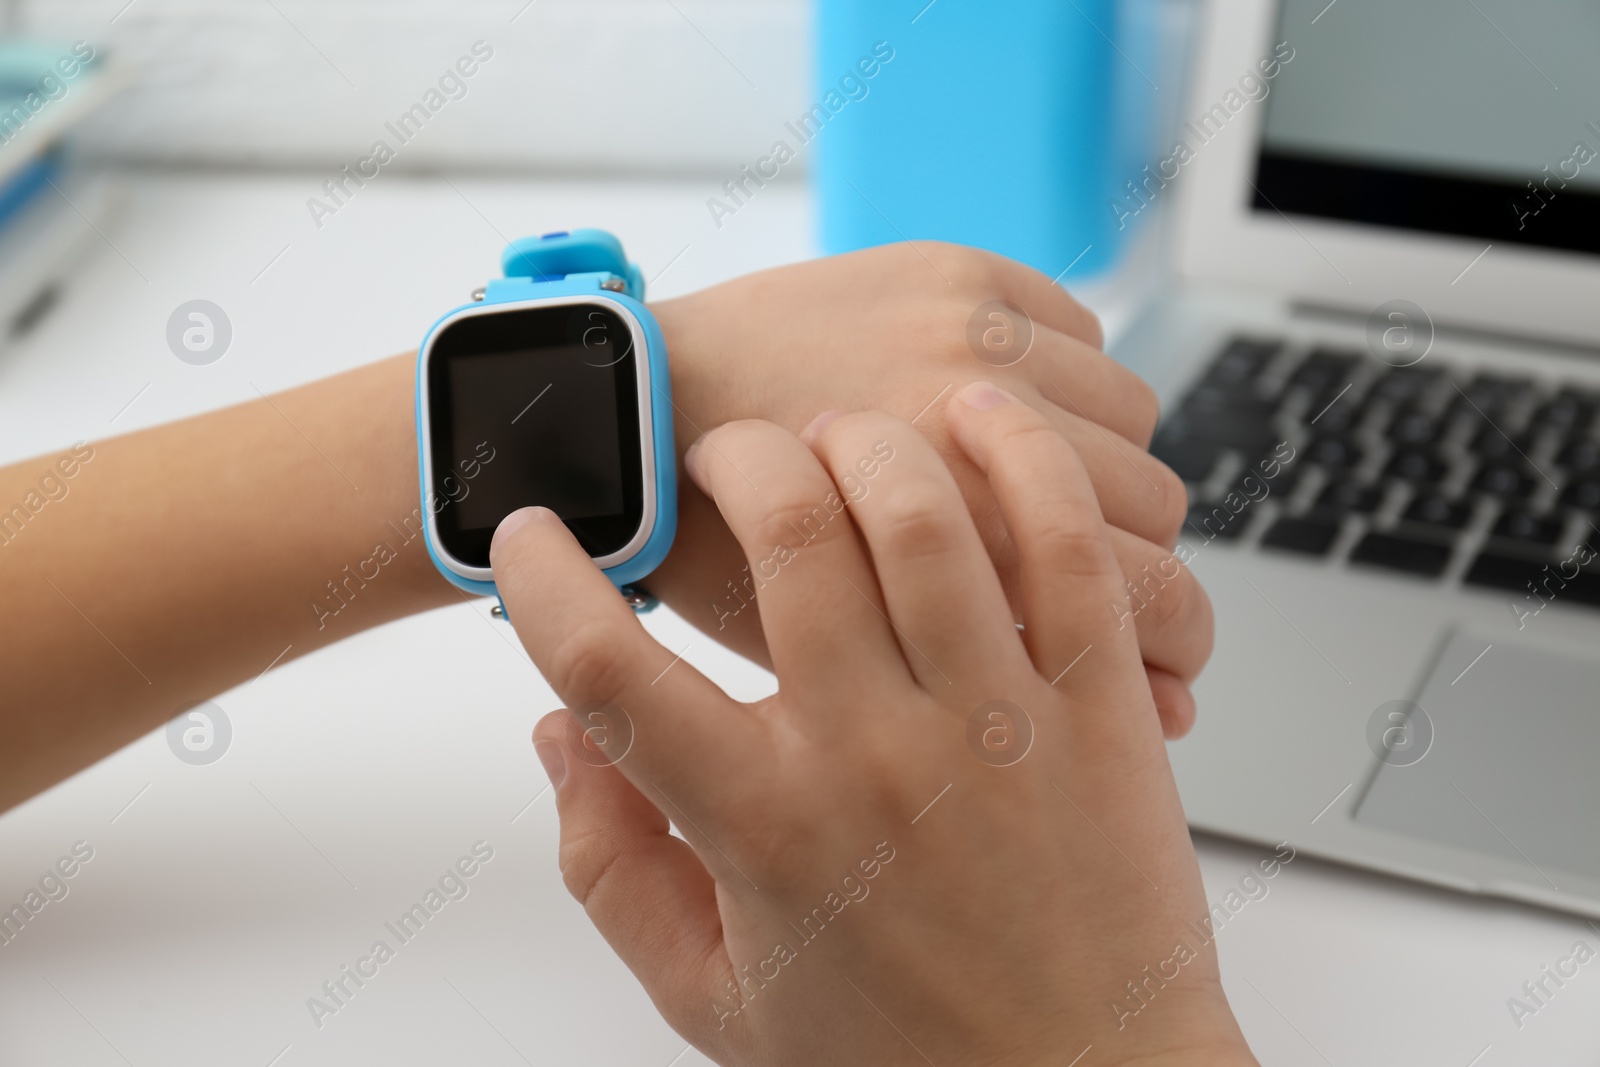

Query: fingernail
[684,436,712,495]
[957,382,1015,410]
[800,410,841,442]
[534,740,567,790]
[491,506,551,557]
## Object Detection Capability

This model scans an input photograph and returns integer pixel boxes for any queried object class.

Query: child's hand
[491,385,1255,1067]
[651,243,1209,738]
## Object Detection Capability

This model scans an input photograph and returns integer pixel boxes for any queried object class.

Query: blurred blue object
[0,37,117,337]
[0,38,98,104]
[814,0,1161,281]
[0,151,58,232]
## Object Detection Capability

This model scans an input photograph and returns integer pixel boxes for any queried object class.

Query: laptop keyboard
[1153,335,1600,606]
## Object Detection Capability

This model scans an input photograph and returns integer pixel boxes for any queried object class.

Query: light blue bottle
[814,0,1162,281]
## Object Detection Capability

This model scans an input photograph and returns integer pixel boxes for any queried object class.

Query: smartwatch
[415,229,677,602]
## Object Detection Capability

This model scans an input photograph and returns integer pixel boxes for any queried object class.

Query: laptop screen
[1254,0,1600,256]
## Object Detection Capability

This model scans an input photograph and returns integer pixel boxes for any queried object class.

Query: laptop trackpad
[1356,631,1600,883]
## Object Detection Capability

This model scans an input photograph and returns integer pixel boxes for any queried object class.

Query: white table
[1,173,1595,1066]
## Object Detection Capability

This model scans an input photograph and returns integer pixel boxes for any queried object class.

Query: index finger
[490,507,756,799]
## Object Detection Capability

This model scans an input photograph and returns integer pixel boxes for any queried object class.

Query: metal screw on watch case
[471,287,486,301]
[620,585,657,611]
[600,277,627,292]
[489,586,656,619]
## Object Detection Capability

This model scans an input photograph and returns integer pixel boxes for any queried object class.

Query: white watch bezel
[418,294,658,584]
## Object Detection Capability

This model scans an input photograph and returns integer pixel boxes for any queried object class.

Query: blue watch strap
[490,228,647,303]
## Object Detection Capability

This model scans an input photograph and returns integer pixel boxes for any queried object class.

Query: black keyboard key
[1202,337,1280,387]
[1463,554,1600,609]
[1492,508,1563,546]
[1463,552,1550,593]
[1186,502,1251,542]
[1560,477,1600,511]
[1306,395,1358,433]
[1260,515,1342,556]
[1369,367,1440,405]
[1170,384,1279,451]
[1168,410,1278,454]
[1567,568,1600,607]
[1306,434,1364,469]
[1317,479,1383,514]
[1556,437,1600,473]
[1471,427,1535,462]
[1403,493,1474,529]
[1453,374,1534,419]
[1473,463,1537,498]
[1387,408,1440,447]
[1181,384,1279,418]
[1350,532,1453,576]
[1152,433,1225,483]
[1166,416,1277,456]
[1288,349,1359,395]
[1386,448,1448,484]
[1534,389,1596,435]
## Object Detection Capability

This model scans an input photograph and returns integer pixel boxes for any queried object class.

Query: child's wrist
[1005,996,1256,1067]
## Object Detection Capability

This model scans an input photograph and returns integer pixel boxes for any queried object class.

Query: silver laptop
[1113,0,1600,917]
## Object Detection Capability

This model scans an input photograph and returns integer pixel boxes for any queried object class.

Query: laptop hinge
[1291,299,1600,362]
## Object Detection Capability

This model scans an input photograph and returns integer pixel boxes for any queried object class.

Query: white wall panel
[16,0,810,173]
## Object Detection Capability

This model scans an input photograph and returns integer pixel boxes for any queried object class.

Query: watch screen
[426,302,646,567]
